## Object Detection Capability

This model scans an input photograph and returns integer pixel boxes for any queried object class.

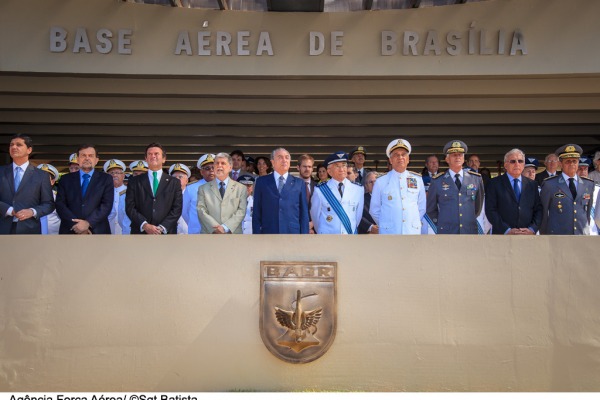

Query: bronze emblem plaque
[260,261,337,364]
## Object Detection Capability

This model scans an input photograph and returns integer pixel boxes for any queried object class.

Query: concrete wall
[2,0,600,76]
[1,235,599,391]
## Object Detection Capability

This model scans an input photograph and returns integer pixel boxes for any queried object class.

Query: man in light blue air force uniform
[311,151,364,234]
[426,140,484,234]
[540,144,596,235]
[370,138,426,234]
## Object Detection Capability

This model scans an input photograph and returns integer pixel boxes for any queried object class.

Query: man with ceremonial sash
[311,151,364,234]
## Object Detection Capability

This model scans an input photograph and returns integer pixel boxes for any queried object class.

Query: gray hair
[271,147,289,160]
[364,170,378,182]
[545,153,558,163]
[504,148,525,163]
[215,152,232,166]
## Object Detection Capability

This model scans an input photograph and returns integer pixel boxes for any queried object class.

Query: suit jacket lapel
[156,173,170,197]
[83,170,99,199]
[5,165,16,194]
[15,165,34,195]
[140,173,153,197]
[502,174,518,203]
[210,180,222,201]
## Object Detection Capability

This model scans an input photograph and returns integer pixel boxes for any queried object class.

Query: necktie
[232,171,238,181]
[81,173,90,197]
[454,174,461,190]
[568,178,577,199]
[338,182,344,198]
[152,171,159,196]
[358,170,362,183]
[513,178,521,202]
[219,181,225,198]
[14,166,22,191]
[278,176,285,193]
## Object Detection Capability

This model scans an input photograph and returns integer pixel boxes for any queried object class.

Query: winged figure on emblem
[274,290,323,352]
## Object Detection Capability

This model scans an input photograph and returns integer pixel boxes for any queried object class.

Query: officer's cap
[324,151,349,167]
[169,163,191,178]
[579,156,592,167]
[386,139,411,158]
[237,174,256,185]
[129,160,148,172]
[197,153,216,168]
[68,153,78,165]
[245,156,255,165]
[524,157,539,169]
[350,146,367,158]
[443,140,468,155]
[37,163,59,180]
[555,144,582,159]
[103,159,126,173]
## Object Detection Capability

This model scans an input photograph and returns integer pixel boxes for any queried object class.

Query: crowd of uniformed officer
[2,133,599,235]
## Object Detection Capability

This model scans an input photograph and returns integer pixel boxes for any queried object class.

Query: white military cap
[197,153,216,168]
[103,159,126,173]
[386,139,412,158]
[129,160,148,172]
[37,163,59,180]
[68,153,78,165]
[169,163,191,178]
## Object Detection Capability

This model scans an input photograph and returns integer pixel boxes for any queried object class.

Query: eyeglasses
[507,159,525,164]
[202,166,214,171]
[109,171,124,176]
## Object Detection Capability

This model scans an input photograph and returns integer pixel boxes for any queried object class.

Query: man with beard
[55,144,113,234]
[183,153,215,234]
[197,153,247,234]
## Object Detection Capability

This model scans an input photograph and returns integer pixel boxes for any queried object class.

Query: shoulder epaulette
[316,181,327,187]
[581,176,594,182]
[409,171,422,177]
[544,175,558,181]
[467,170,481,177]
[432,172,445,179]
[119,189,127,196]
[352,181,363,187]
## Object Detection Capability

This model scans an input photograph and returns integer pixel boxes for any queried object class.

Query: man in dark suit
[535,153,560,187]
[252,147,310,234]
[0,134,54,234]
[55,144,113,234]
[349,146,370,185]
[125,142,182,234]
[485,149,542,235]
[358,170,379,234]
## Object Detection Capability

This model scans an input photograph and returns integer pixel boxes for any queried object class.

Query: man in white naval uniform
[38,163,61,235]
[370,138,426,234]
[169,163,191,234]
[182,153,215,234]
[311,151,363,234]
[104,159,127,234]
[118,160,147,234]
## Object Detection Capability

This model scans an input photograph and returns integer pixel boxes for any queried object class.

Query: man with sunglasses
[182,153,215,234]
[485,149,542,235]
[540,144,596,235]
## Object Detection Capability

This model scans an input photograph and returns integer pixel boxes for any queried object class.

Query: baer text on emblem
[260,261,337,364]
